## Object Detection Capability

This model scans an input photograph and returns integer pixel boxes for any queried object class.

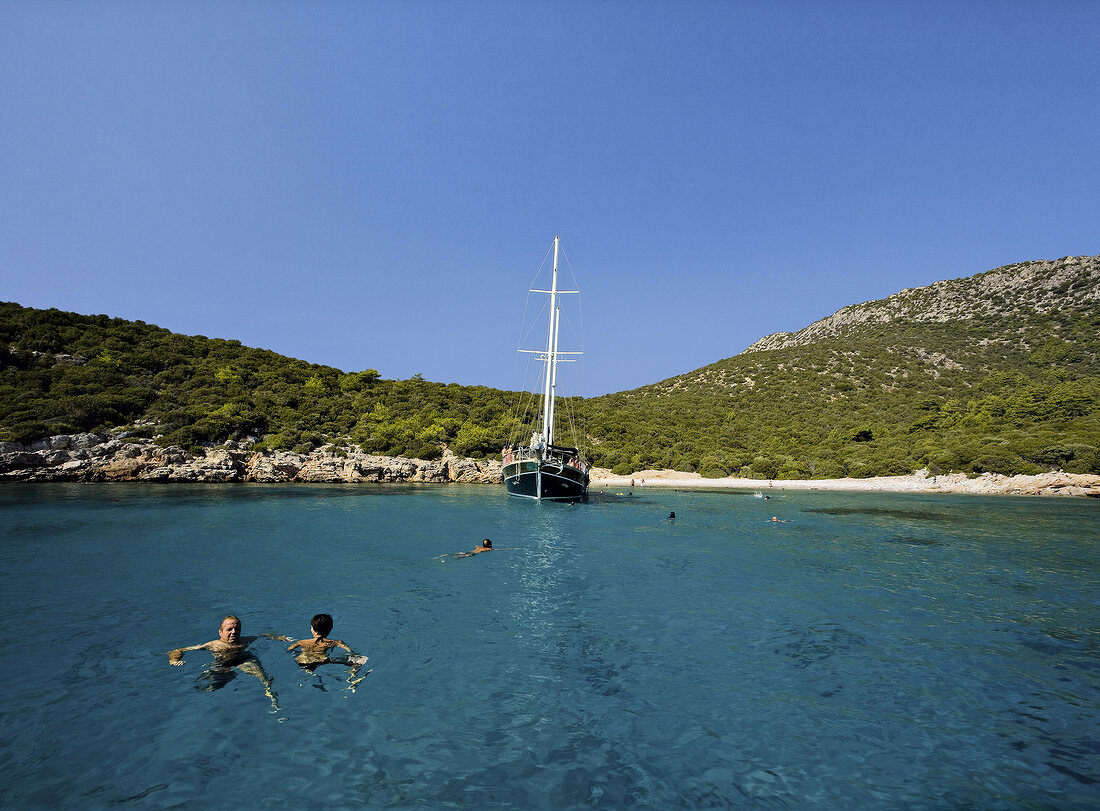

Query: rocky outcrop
[744,254,1099,354]
[936,470,1100,498]
[0,432,502,485]
[590,467,1100,497]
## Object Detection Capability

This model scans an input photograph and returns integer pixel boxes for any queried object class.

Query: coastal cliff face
[0,431,502,484]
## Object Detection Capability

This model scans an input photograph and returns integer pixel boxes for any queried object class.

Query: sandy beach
[589,468,1100,498]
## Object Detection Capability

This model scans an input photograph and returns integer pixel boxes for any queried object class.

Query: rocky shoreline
[2,432,1097,496]
[590,468,1100,498]
[0,431,503,484]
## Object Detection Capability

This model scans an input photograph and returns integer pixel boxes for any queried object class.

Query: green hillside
[0,307,522,460]
[3,254,1098,477]
[584,255,1100,477]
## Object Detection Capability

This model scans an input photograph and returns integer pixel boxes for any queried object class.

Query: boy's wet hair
[312,613,333,636]
[483,539,492,548]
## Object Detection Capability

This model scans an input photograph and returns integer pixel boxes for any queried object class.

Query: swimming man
[167,615,287,709]
[454,539,494,557]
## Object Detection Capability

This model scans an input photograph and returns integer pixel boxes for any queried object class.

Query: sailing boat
[502,237,590,501]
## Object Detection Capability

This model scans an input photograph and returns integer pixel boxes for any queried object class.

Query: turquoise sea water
[1,483,1098,809]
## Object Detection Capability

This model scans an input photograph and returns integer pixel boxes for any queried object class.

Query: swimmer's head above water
[311,613,334,637]
[453,539,494,557]
[219,615,242,642]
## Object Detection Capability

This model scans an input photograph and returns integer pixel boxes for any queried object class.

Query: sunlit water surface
[1,483,1098,808]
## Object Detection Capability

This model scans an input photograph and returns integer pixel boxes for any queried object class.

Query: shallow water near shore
[1,483,1098,808]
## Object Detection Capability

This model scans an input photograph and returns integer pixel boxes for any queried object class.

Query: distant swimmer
[287,613,368,691]
[667,511,676,520]
[770,516,788,523]
[455,538,494,557]
[167,614,287,710]
[443,538,515,559]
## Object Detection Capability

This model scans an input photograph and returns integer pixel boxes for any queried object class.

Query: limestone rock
[245,451,304,483]
[0,432,502,485]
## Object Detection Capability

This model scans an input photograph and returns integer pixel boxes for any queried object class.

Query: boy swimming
[287,613,356,662]
[288,613,368,690]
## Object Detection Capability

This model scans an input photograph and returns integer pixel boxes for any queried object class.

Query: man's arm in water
[166,634,279,666]
[166,641,214,666]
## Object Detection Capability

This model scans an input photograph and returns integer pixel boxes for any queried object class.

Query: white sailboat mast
[540,236,560,448]
[547,306,561,446]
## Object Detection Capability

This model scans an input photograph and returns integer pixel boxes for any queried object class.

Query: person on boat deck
[455,539,494,557]
[166,615,287,708]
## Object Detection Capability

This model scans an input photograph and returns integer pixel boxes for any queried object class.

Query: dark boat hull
[503,459,589,501]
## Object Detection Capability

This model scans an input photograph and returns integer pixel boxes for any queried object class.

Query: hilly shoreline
[3,254,1098,483]
[2,430,1097,497]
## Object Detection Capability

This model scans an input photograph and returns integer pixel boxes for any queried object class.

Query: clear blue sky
[2,0,1097,397]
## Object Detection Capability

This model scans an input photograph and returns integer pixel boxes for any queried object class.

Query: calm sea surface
[1,483,1098,809]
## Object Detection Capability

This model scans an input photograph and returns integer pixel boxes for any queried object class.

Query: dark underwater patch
[886,534,943,546]
[807,507,943,521]
[774,626,867,669]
